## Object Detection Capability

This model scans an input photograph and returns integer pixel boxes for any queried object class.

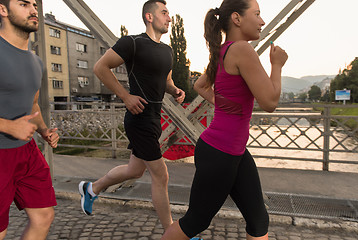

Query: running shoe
[190,238,203,240]
[79,181,98,215]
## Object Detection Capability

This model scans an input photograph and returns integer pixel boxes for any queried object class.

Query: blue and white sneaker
[79,181,98,215]
[190,238,203,240]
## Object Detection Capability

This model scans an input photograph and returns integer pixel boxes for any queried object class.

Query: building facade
[44,18,70,104]
[35,13,128,106]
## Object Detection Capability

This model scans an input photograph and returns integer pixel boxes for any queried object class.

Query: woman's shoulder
[230,41,256,55]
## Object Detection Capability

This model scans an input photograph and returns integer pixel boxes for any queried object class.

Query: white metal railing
[49,102,358,171]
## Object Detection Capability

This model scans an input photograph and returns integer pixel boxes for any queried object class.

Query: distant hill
[300,75,335,84]
[282,75,336,93]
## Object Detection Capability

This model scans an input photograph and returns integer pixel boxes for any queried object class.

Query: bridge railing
[248,105,358,171]
[48,102,358,171]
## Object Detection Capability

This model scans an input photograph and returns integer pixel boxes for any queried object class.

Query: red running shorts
[0,139,57,232]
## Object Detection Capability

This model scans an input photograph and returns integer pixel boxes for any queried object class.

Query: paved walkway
[5,154,358,239]
[53,155,358,200]
[7,195,358,240]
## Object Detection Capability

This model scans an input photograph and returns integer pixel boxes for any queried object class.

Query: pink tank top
[200,41,254,156]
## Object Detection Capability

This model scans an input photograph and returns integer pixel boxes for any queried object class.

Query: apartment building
[44,18,70,104]
[34,13,128,106]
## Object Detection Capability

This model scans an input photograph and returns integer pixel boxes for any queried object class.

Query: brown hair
[204,0,250,87]
[0,0,9,8]
[0,0,10,23]
[142,0,166,25]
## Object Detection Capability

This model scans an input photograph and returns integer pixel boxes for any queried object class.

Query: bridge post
[110,103,117,158]
[323,106,331,171]
[36,0,54,179]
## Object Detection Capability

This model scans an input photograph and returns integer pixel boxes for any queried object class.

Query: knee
[246,211,269,237]
[0,229,7,240]
[152,170,169,187]
[29,207,55,229]
[129,169,145,179]
[161,170,169,184]
[179,215,211,238]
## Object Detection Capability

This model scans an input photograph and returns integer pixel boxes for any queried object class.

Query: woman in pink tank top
[162,0,288,240]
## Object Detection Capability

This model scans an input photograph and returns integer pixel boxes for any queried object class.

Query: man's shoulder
[33,53,43,68]
[130,33,148,41]
[159,39,171,48]
[132,33,171,48]
[31,51,42,61]
[115,33,145,46]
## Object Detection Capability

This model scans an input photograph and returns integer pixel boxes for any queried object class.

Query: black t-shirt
[112,33,173,119]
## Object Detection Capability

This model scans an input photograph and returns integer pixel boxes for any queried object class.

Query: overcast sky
[43,0,358,78]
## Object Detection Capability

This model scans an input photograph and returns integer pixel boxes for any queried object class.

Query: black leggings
[179,138,269,238]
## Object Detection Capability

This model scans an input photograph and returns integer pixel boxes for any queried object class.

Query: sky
[42,0,358,78]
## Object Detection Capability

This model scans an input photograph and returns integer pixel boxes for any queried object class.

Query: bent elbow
[258,101,278,113]
[93,62,100,76]
[265,106,276,113]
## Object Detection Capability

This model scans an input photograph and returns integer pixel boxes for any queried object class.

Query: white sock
[87,182,97,197]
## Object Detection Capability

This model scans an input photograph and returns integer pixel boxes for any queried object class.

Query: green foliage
[54,147,91,155]
[170,14,191,102]
[314,104,358,131]
[330,57,358,103]
[329,105,358,116]
[288,92,295,100]
[308,85,322,101]
[320,90,330,102]
[53,125,126,155]
[186,71,201,101]
[298,92,307,101]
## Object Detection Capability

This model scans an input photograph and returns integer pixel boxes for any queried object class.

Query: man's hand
[7,112,39,141]
[172,88,185,104]
[39,128,60,148]
[123,94,148,115]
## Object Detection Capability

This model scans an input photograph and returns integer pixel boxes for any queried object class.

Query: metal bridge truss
[60,0,316,151]
[35,1,358,220]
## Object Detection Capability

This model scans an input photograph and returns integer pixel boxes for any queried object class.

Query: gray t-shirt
[0,36,43,149]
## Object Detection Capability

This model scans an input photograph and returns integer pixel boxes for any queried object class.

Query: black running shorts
[124,115,162,161]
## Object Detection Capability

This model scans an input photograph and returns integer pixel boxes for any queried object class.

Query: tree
[170,14,192,102]
[120,25,128,37]
[308,85,321,101]
[190,71,202,79]
[320,89,330,102]
[187,71,201,100]
[298,92,307,102]
[287,92,295,101]
[330,57,358,103]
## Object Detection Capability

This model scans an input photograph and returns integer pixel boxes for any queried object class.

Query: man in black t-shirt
[79,0,185,231]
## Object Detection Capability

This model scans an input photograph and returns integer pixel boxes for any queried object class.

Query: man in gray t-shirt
[0,1,59,239]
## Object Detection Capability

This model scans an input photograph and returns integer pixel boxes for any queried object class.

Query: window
[76,43,87,53]
[100,47,106,55]
[50,45,61,55]
[78,76,89,88]
[77,60,88,69]
[49,28,61,38]
[52,79,63,89]
[51,63,62,72]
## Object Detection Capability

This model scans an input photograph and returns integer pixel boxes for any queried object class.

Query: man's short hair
[0,0,10,23]
[142,0,166,25]
[0,0,10,8]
